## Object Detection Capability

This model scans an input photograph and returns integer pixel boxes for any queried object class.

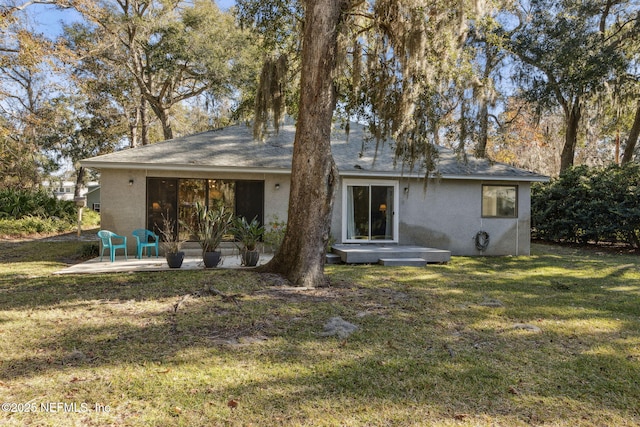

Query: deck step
[325,253,342,264]
[379,257,428,267]
[332,245,451,264]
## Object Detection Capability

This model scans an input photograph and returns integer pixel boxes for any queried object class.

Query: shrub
[0,216,73,237]
[263,215,287,252]
[77,242,99,259]
[0,188,101,237]
[0,188,76,223]
[532,163,640,248]
[82,208,101,227]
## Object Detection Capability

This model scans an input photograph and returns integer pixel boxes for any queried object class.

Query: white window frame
[341,179,399,244]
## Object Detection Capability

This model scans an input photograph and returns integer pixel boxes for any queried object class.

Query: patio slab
[54,254,273,274]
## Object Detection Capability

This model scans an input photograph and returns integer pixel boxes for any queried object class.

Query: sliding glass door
[178,179,207,241]
[146,178,262,241]
[343,180,398,243]
[147,178,178,238]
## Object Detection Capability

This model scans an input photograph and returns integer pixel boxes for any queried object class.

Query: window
[343,180,398,242]
[146,178,263,241]
[482,185,518,218]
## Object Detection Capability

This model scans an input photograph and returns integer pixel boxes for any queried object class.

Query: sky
[30,1,237,38]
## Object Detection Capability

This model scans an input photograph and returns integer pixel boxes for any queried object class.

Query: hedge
[532,163,640,248]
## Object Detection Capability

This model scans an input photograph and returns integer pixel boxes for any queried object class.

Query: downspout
[516,218,519,256]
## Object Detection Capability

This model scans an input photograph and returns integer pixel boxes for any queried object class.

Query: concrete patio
[55,254,273,274]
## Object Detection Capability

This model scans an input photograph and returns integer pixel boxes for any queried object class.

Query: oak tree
[71,0,258,140]
[240,0,481,287]
[506,0,637,171]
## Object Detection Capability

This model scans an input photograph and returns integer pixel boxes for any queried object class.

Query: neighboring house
[42,180,99,207]
[85,183,101,212]
[80,122,548,257]
[42,180,76,201]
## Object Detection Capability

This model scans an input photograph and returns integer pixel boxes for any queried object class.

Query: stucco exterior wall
[98,168,290,252]
[330,177,531,256]
[99,169,147,241]
[99,168,531,256]
[263,177,290,225]
[396,179,531,256]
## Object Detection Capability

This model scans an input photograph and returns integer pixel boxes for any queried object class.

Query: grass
[0,237,639,426]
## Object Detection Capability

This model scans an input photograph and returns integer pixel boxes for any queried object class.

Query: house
[42,180,100,208]
[80,121,548,258]
[85,183,101,212]
[41,180,77,201]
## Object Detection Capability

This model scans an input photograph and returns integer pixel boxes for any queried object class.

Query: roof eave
[80,160,549,183]
[339,170,549,182]
[79,160,292,175]
[438,174,550,183]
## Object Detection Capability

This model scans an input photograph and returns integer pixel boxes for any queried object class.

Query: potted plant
[233,216,265,267]
[159,214,185,268]
[192,201,233,268]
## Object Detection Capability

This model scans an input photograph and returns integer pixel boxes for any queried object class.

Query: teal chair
[133,228,159,259]
[97,230,128,262]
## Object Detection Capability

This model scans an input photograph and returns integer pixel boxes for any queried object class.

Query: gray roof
[81,122,548,182]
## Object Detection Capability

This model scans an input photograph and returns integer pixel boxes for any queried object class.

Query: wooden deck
[331,244,451,266]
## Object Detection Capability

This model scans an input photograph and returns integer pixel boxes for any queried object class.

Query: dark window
[147,178,178,238]
[235,180,264,226]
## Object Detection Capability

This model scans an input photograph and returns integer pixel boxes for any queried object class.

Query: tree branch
[599,0,613,36]
[1,0,61,16]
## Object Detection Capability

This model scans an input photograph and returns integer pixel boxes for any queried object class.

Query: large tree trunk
[560,101,581,172]
[73,166,85,198]
[475,100,489,158]
[474,42,495,159]
[140,97,150,145]
[157,106,173,140]
[257,0,345,287]
[129,105,140,148]
[147,96,173,140]
[621,100,640,165]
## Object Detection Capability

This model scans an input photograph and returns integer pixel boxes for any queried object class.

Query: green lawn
[0,238,639,426]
